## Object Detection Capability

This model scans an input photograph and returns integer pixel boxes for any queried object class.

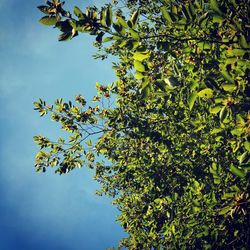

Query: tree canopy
[35,0,250,248]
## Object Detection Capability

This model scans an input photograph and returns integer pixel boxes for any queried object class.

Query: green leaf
[155,80,167,92]
[193,206,201,213]
[134,60,145,72]
[96,32,104,43]
[102,36,114,43]
[99,148,108,154]
[133,52,149,61]
[197,88,213,98]
[221,84,236,92]
[219,106,228,122]
[164,76,179,87]
[230,49,247,57]
[209,105,222,114]
[211,128,223,134]
[243,141,250,152]
[37,6,50,14]
[210,0,223,15]
[212,13,224,23]
[198,12,209,26]
[240,35,250,49]
[129,28,140,40]
[197,42,211,50]
[136,46,147,53]
[125,40,139,50]
[86,140,92,147]
[117,16,128,28]
[231,128,244,136]
[141,85,150,99]
[239,152,250,165]
[214,178,221,184]
[154,198,162,204]
[113,23,123,33]
[74,6,84,18]
[221,70,234,84]
[39,16,57,26]
[188,92,197,111]
[222,192,235,199]
[130,10,140,28]
[100,9,107,27]
[181,4,191,20]
[58,32,72,41]
[218,206,231,215]
[230,164,246,178]
[105,6,112,27]
[160,6,173,23]
[55,20,72,33]
[127,20,133,28]
[135,72,144,80]
[157,41,169,50]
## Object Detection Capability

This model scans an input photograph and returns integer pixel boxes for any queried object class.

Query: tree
[35,0,250,248]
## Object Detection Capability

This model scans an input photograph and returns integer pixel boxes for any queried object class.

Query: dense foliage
[35,0,250,248]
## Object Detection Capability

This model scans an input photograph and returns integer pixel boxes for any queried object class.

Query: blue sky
[0,0,126,249]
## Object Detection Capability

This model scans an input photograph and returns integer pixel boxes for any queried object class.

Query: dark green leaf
[210,0,223,15]
[58,32,72,41]
[221,70,234,84]
[96,32,105,43]
[105,6,112,27]
[37,6,50,14]
[130,10,140,27]
[230,164,246,178]
[239,152,250,165]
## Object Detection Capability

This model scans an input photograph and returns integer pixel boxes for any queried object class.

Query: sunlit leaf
[197,88,213,98]
[74,6,84,18]
[209,105,222,114]
[221,84,236,92]
[134,60,145,72]
[243,141,250,152]
[117,16,128,28]
[133,52,149,61]
[161,6,173,23]
[39,16,57,26]
[135,72,144,79]
[129,28,139,40]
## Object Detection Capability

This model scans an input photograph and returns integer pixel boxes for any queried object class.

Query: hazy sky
[0,1,126,249]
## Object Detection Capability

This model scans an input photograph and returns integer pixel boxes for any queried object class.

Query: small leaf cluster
[33,92,113,173]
